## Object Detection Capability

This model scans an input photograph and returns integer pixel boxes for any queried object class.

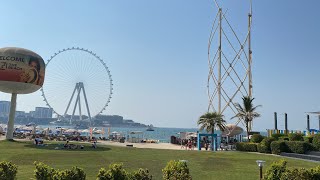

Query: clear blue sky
[0,1,320,130]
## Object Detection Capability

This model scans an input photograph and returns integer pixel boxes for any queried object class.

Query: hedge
[288,133,304,141]
[304,136,314,143]
[313,134,320,151]
[2,160,199,180]
[263,160,320,180]
[270,141,311,155]
[285,141,310,154]
[257,137,276,153]
[251,134,264,143]
[271,134,286,140]
[235,142,258,152]
[270,141,287,155]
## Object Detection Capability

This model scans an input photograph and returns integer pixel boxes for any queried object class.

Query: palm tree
[198,112,226,134]
[232,96,261,140]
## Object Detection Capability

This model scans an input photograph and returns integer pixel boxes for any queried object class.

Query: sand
[0,135,200,151]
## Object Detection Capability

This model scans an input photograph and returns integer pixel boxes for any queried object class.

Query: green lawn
[0,140,319,180]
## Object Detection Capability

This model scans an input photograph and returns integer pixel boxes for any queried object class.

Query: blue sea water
[37,125,201,143]
[28,125,268,143]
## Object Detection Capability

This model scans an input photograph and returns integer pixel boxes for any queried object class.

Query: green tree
[197,112,226,134]
[232,96,261,140]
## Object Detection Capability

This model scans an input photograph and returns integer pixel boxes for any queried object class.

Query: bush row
[313,134,320,150]
[236,134,320,154]
[263,160,320,180]
[235,142,258,152]
[257,137,276,153]
[270,141,310,154]
[0,160,192,180]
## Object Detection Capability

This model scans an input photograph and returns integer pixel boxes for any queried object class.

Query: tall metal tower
[64,82,92,125]
[207,0,253,130]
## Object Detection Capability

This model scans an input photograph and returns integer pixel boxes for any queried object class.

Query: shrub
[271,134,286,140]
[257,137,276,153]
[278,136,289,141]
[263,159,287,180]
[285,141,309,154]
[282,168,313,180]
[313,134,320,150]
[310,166,320,179]
[0,161,18,180]
[263,160,320,180]
[270,141,287,155]
[97,163,128,180]
[55,167,86,180]
[251,134,264,143]
[34,161,56,180]
[304,136,314,143]
[129,168,152,180]
[162,160,192,180]
[235,142,257,152]
[288,133,304,141]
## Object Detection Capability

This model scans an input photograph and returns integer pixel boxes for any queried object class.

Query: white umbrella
[93,130,102,134]
[65,129,77,133]
[81,129,90,133]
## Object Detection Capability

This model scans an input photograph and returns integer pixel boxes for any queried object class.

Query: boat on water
[74,124,89,129]
[146,124,155,131]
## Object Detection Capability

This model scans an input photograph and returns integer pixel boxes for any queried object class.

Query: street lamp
[256,160,266,180]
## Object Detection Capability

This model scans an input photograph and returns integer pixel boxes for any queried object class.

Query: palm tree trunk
[246,121,250,142]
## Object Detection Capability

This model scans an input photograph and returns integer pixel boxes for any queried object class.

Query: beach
[0,134,196,150]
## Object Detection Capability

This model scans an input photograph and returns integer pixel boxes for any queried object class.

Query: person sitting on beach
[92,141,97,149]
[64,141,69,149]
[34,138,39,145]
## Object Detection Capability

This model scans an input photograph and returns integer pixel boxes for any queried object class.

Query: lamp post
[256,160,266,180]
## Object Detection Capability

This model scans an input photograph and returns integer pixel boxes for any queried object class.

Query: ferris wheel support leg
[78,84,83,121]
[64,83,78,117]
[6,93,17,140]
[71,86,81,123]
[81,83,92,126]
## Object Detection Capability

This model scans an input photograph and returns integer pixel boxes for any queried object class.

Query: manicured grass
[0,140,319,180]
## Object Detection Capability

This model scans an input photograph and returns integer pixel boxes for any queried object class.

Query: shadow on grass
[18,141,111,152]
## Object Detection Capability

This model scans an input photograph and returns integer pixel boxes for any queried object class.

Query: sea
[41,126,200,143]
[1,124,267,143]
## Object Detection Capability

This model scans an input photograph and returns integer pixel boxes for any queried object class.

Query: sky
[0,1,320,130]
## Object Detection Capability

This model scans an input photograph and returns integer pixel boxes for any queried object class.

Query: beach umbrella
[31,126,36,134]
[221,124,244,136]
[45,128,49,136]
[94,130,102,134]
[65,129,77,133]
[81,129,90,133]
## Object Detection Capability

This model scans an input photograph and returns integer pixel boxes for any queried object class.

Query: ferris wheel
[40,47,113,125]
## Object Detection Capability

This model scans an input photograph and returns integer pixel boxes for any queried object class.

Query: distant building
[124,119,134,124]
[95,115,124,124]
[27,111,35,118]
[15,111,26,118]
[34,107,53,118]
[0,101,10,117]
